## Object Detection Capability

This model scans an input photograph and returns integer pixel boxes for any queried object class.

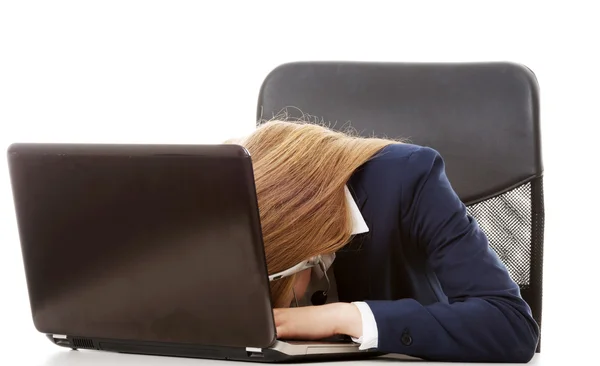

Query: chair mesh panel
[466,182,532,286]
[465,178,544,352]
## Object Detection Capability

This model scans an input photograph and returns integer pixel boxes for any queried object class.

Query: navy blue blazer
[334,143,540,363]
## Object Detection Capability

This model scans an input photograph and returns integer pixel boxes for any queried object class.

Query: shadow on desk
[41,349,541,365]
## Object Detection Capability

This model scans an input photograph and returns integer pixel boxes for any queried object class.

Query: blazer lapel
[347,179,368,211]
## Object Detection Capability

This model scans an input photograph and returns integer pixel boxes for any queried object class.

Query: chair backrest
[256,61,544,351]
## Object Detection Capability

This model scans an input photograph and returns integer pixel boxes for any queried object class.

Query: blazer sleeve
[363,146,540,362]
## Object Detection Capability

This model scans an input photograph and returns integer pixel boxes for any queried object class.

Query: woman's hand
[273,302,363,340]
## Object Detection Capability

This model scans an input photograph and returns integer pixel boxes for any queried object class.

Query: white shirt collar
[344,185,369,235]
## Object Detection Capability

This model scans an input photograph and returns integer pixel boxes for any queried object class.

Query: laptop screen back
[8,143,276,349]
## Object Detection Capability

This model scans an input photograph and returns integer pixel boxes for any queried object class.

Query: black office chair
[256,61,544,352]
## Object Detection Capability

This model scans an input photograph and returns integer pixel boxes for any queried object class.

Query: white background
[1,1,598,364]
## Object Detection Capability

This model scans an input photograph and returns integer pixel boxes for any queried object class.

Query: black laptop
[7,143,382,362]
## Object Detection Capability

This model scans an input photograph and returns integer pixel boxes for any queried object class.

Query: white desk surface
[13,349,555,366]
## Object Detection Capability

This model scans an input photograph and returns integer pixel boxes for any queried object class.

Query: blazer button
[401,331,413,346]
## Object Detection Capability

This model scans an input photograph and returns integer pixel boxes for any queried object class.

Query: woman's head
[229,120,396,307]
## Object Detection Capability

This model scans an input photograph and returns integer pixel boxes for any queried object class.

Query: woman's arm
[361,146,539,362]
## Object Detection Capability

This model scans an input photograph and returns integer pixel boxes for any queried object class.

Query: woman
[230,120,539,363]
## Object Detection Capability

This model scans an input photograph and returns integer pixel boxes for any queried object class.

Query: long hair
[229,120,397,307]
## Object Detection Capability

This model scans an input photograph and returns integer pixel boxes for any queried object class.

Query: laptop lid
[7,143,276,350]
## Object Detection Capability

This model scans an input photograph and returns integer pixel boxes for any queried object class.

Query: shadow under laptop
[42,349,422,365]
[41,349,220,366]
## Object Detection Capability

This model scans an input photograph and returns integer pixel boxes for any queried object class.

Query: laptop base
[47,334,385,363]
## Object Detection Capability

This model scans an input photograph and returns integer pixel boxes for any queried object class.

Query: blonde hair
[229,120,397,307]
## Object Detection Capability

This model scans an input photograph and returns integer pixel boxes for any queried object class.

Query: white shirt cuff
[350,301,379,350]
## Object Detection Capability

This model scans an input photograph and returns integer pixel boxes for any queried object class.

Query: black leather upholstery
[257,61,542,205]
[256,61,544,352]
